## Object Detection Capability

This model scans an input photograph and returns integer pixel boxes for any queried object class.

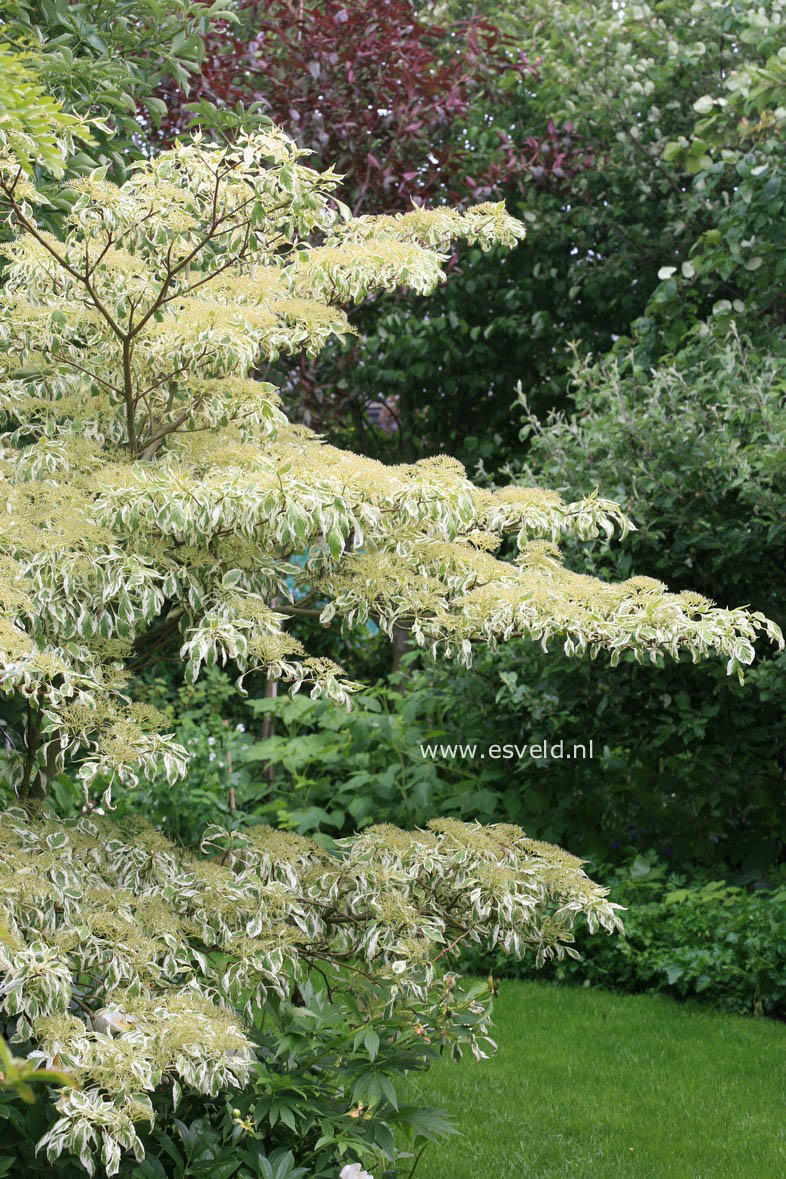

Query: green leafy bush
[474,856,786,1019]
[1,0,236,176]
[99,668,579,845]
[65,669,453,845]
[0,808,622,1176]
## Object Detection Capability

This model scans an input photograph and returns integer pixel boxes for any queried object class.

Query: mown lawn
[406,981,786,1178]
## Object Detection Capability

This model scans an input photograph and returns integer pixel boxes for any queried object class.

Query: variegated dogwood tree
[0,129,781,1176]
[0,128,779,804]
[0,809,623,1175]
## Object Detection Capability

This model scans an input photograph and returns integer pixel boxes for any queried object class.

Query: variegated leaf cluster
[0,808,622,1174]
[0,128,780,800]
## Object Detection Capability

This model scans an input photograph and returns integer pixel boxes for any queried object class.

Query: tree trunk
[391,624,410,676]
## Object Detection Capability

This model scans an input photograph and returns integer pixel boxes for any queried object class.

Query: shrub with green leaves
[0,808,622,1175]
[507,327,786,867]
[473,855,786,1020]
[1,0,238,176]
[0,43,93,177]
[103,678,465,844]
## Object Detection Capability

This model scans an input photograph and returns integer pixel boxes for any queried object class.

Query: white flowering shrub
[0,118,778,1177]
[0,127,779,807]
[0,808,622,1175]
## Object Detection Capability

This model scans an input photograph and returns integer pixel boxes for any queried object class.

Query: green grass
[407,982,786,1179]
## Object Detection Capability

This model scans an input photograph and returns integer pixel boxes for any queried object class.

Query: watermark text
[419,739,594,761]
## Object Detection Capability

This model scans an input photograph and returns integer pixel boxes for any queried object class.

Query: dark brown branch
[275,604,323,618]
[50,352,123,397]
[139,410,191,459]
[121,338,137,454]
